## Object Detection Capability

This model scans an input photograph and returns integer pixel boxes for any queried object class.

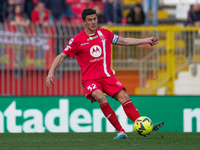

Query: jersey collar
[83,29,98,37]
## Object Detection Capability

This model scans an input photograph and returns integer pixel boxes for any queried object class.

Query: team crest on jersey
[116,81,122,86]
[90,45,102,57]
[68,38,74,45]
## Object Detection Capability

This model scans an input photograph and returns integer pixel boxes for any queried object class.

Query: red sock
[100,102,124,132]
[122,100,140,122]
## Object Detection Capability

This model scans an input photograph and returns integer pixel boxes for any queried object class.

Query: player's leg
[114,89,140,122]
[152,0,159,26]
[143,0,150,26]
[114,89,164,134]
[90,90,126,135]
[101,76,140,123]
[83,80,126,139]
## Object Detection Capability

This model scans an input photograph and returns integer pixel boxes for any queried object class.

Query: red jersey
[31,8,49,24]
[62,28,119,82]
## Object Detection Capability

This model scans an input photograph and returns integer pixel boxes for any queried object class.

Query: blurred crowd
[0,0,200,27]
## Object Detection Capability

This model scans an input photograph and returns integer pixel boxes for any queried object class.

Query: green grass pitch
[0,133,199,150]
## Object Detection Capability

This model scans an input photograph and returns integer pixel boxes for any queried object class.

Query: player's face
[83,14,98,33]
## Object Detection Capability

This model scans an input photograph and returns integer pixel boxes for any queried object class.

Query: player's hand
[46,74,55,87]
[147,37,160,46]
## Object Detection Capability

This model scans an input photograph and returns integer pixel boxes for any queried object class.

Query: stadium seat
[157,10,168,19]
[148,10,169,19]
[79,0,91,3]
[33,0,38,5]
[66,0,79,4]
[93,1,104,10]
[72,3,87,17]
[163,0,198,5]
[70,3,87,24]
[123,0,140,5]
[123,9,130,18]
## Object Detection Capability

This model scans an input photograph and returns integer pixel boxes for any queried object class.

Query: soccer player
[46,8,164,139]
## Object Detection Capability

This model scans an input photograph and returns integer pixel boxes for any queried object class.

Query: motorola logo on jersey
[90,45,102,57]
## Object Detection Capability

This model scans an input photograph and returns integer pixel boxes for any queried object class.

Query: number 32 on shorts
[87,84,97,91]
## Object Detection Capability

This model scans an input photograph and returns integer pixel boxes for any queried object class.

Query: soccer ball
[134,116,153,136]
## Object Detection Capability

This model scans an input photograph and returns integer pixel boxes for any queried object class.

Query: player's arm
[46,53,68,87]
[116,36,159,46]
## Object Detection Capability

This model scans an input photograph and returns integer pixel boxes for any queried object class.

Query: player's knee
[119,90,129,99]
[95,94,108,105]
[120,93,129,102]
[91,90,107,104]
[115,91,130,104]
[95,95,107,104]
[124,93,130,100]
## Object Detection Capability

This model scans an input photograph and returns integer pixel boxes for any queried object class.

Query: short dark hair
[82,9,97,21]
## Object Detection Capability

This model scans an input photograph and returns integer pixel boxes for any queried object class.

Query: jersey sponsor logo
[68,38,74,45]
[90,57,104,63]
[87,35,98,41]
[81,42,89,46]
[90,45,102,57]
[64,45,71,51]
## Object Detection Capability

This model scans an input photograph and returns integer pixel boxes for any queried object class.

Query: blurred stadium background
[0,0,200,136]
